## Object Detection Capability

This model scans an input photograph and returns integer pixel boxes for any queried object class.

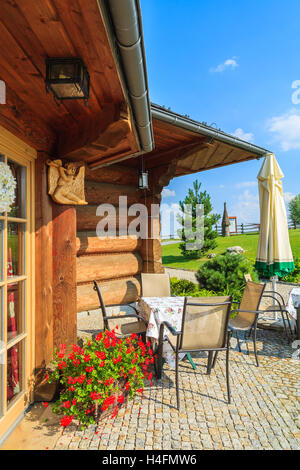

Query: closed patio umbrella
[255,154,294,318]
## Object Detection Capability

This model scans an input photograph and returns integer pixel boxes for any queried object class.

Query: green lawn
[162,229,300,271]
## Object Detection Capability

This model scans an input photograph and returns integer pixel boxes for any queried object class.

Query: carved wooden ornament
[46,159,88,205]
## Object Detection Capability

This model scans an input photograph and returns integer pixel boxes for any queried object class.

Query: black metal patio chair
[228,281,266,367]
[156,296,233,409]
[93,280,147,339]
[243,273,294,338]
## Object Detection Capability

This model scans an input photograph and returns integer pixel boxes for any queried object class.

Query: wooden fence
[215,223,299,235]
[162,223,299,239]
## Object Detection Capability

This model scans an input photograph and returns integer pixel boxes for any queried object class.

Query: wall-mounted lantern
[45,58,90,105]
[138,155,148,190]
[138,170,149,190]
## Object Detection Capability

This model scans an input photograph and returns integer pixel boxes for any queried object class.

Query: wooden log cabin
[0,0,269,443]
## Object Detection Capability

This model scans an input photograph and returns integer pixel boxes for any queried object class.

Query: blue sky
[140,0,300,235]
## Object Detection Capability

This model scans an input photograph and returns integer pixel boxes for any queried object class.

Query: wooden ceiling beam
[58,107,135,162]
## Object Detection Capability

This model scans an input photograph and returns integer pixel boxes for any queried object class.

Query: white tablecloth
[137,297,185,368]
[286,287,300,322]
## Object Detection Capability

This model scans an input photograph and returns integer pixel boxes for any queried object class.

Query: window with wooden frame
[0,127,35,442]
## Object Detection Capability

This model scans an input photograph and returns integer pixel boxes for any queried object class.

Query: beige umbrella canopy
[255,153,294,277]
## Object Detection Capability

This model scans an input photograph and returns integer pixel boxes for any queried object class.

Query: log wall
[76,164,165,312]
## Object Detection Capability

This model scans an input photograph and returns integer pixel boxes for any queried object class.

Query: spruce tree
[177,180,220,258]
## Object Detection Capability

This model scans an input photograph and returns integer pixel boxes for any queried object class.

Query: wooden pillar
[140,163,177,273]
[52,205,77,349]
[35,152,53,370]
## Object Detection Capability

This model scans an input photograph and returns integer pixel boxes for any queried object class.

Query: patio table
[137,296,186,368]
[286,287,300,340]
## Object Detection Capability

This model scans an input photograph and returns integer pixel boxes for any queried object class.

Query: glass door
[0,136,35,441]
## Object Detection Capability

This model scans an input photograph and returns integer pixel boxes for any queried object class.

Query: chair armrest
[262,294,287,310]
[162,321,182,336]
[263,291,285,306]
[124,303,139,314]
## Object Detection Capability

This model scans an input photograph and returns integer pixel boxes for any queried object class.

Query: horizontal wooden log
[85,164,138,186]
[76,205,138,231]
[85,181,140,205]
[76,236,142,256]
[77,252,142,284]
[77,276,141,312]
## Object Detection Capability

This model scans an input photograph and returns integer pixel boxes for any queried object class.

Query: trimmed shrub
[170,277,217,298]
[281,258,300,283]
[170,278,197,296]
[196,253,259,302]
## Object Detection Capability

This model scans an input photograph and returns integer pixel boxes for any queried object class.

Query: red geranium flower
[42,402,48,408]
[60,415,73,427]
[95,351,106,360]
[62,400,71,409]
[95,332,103,341]
[117,394,124,404]
[111,406,119,419]
[90,391,101,400]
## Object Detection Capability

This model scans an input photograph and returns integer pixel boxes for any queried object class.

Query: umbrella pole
[271,275,279,321]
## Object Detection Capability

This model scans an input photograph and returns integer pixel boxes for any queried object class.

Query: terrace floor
[52,326,299,451]
[2,319,299,450]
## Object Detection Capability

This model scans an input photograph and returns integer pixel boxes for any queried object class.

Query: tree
[289,194,300,226]
[196,253,259,302]
[177,180,220,258]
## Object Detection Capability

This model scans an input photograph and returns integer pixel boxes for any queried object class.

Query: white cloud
[267,109,300,151]
[210,57,238,73]
[230,190,260,224]
[233,128,254,142]
[283,192,296,204]
[235,181,257,189]
[161,188,176,198]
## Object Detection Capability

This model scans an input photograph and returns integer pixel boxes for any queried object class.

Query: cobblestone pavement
[53,328,300,450]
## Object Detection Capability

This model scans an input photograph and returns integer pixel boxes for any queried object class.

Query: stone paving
[53,328,300,450]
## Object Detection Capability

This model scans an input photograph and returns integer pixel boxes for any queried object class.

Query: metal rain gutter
[151,103,270,157]
[98,0,154,155]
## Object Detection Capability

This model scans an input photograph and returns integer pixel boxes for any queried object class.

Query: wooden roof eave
[133,104,272,178]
